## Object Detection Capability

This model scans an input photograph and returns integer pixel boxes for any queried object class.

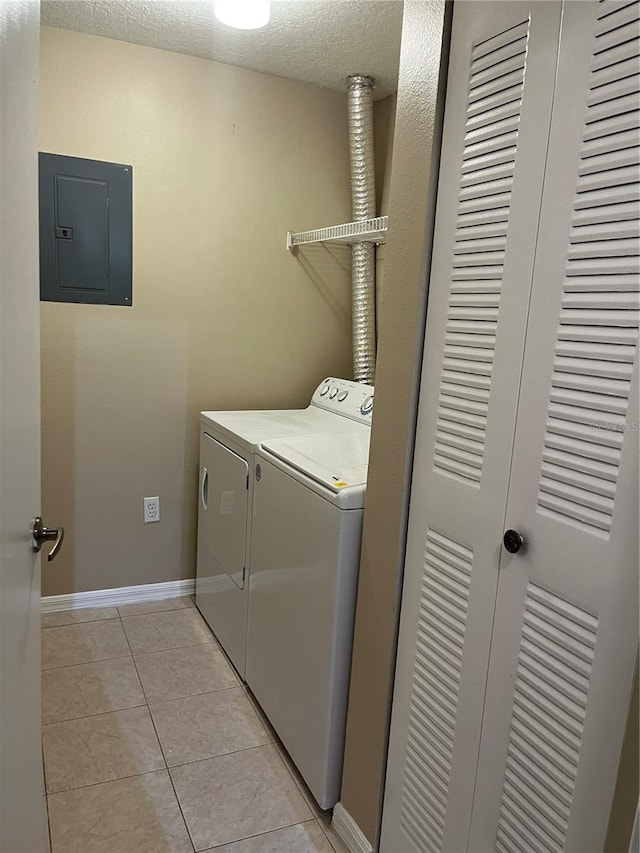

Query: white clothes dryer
[196,378,374,679]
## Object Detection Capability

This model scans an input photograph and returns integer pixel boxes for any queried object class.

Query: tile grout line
[41,616,120,632]
[44,784,53,853]
[132,636,223,661]
[157,740,288,773]
[117,601,196,618]
[42,730,53,851]
[41,615,118,629]
[145,683,240,709]
[41,598,196,628]
[43,701,148,728]
[127,637,216,657]
[41,731,48,793]
[46,767,177,799]
[42,639,218,673]
[41,653,133,673]
[196,818,326,852]
[42,652,133,673]
[121,613,197,853]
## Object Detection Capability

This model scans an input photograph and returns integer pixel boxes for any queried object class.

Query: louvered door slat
[587,91,639,123]
[592,17,639,50]
[572,199,638,224]
[570,218,638,241]
[555,339,637,360]
[549,386,628,416]
[579,141,639,173]
[588,55,638,87]
[468,68,527,104]
[548,402,626,430]
[597,0,638,23]
[587,73,640,107]
[591,32,639,69]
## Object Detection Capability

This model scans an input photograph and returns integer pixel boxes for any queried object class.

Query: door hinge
[242,567,246,585]
[246,474,249,489]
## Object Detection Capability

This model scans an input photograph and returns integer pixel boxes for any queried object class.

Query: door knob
[32,517,65,562]
[503,529,524,554]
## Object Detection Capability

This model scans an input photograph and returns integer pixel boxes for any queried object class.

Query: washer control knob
[360,395,374,416]
[329,387,339,399]
[337,391,348,402]
[320,383,330,397]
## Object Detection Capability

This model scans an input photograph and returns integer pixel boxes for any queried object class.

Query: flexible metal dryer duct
[347,75,377,384]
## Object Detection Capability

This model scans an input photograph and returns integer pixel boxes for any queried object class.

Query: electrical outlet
[144,496,160,523]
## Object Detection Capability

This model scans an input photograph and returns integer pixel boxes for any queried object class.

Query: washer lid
[261,430,371,493]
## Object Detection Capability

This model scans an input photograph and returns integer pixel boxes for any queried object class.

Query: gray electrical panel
[39,153,132,306]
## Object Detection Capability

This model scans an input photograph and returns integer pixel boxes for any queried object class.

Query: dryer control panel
[311,378,374,425]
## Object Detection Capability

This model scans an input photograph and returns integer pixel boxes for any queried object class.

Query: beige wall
[340,1,450,844]
[605,663,639,853]
[40,27,353,597]
[373,93,397,317]
[374,94,397,217]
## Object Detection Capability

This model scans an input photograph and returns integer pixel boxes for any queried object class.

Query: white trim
[41,578,195,613]
[332,802,373,853]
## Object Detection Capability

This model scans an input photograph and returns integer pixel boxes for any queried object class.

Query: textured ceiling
[41,1,404,98]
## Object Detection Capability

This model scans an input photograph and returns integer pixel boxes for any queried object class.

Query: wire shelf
[287,216,388,251]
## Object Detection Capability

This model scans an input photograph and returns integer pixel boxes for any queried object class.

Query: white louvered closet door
[468,2,640,850]
[379,3,563,852]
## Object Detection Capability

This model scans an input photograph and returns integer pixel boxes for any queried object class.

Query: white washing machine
[246,405,373,809]
[196,378,374,679]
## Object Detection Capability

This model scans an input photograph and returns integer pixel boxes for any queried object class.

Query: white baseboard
[332,802,373,853]
[41,578,196,613]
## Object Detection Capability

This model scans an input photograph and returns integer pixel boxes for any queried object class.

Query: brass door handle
[32,517,65,562]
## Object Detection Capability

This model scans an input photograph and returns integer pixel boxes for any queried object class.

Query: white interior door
[468,2,639,850]
[0,3,48,852]
[379,3,563,850]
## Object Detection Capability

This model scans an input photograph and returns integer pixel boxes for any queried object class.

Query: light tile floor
[42,597,348,853]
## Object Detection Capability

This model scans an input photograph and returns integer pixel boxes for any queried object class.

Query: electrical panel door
[39,153,132,306]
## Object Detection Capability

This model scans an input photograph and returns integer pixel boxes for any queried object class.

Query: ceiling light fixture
[213,0,271,30]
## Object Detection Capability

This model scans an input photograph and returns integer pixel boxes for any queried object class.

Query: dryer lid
[261,429,370,493]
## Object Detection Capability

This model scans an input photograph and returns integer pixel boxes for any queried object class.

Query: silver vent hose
[347,75,377,384]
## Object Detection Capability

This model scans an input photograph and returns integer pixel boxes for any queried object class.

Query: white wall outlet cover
[144,496,160,523]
